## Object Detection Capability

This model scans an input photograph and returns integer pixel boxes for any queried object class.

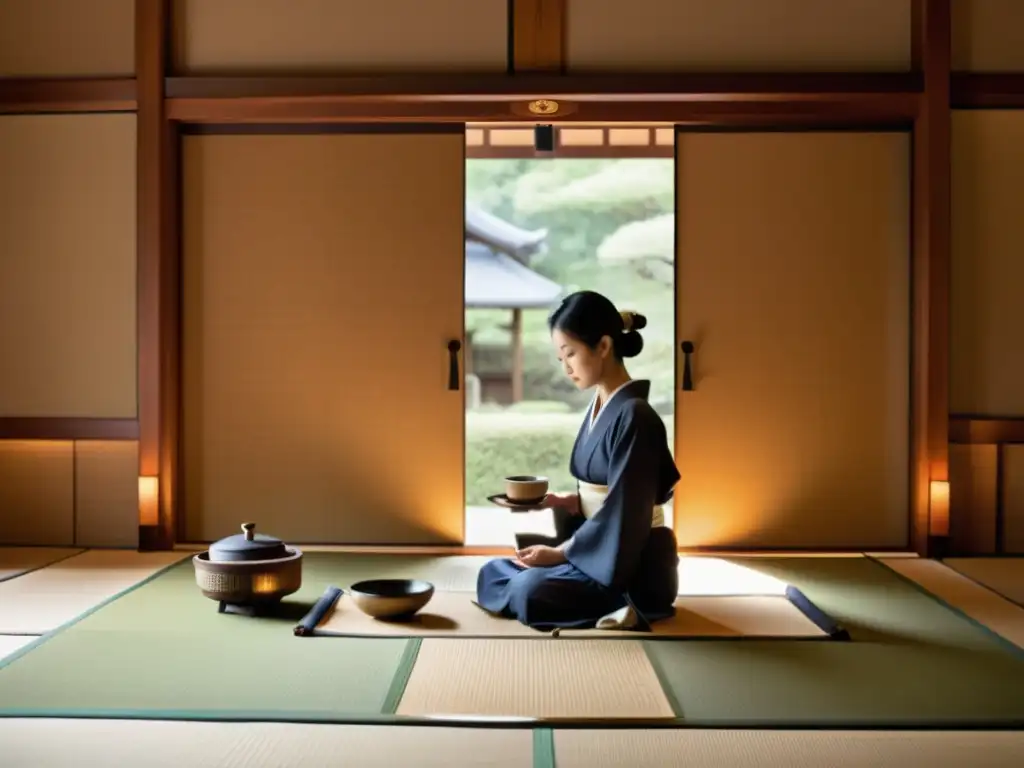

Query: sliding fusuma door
[673,129,911,549]
[182,126,466,545]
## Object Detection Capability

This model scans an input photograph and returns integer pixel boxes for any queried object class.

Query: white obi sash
[577,480,665,529]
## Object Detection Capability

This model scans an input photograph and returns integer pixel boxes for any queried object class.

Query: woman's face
[551,328,611,390]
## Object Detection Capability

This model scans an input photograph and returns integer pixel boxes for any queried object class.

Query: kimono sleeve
[562,402,661,589]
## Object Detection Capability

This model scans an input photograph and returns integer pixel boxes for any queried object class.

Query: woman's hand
[541,491,581,516]
[515,545,567,568]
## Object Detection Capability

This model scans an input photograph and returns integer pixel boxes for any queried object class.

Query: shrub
[507,400,572,414]
[465,413,579,506]
[465,411,674,506]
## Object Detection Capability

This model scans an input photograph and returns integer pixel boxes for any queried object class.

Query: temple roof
[465,203,547,260]
[464,203,560,309]
[465,241,562,309]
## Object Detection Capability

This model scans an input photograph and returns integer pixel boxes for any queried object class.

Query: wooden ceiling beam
[162,73,920,124]
[0,78,136,113]
[3,71,1023,118]
[950,418,1024,445]
[0,418,139,441]
[952,72,1024,108]
[164,72,918,99]
[164,98,918,126]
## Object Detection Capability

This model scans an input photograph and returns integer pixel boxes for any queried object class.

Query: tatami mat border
[1,709,1023,731]
[533,729,556,768]
[383,638,422,714]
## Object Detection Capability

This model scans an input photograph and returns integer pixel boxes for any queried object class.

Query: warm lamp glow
[139,476,159,526]
[253,573,282,594]
[929,480,950,536]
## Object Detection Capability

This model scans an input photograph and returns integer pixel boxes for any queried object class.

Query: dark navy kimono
[476,380,681,630]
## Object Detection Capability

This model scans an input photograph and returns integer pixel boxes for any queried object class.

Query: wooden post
[465,329,476,377]
[511,308,524,404]
[510,0,567,73]
[911,0,952,557]
[136,0,180,550]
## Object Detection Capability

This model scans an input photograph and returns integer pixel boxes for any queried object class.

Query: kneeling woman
[476,290,681,630]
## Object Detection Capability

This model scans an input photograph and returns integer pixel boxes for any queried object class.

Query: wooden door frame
[2,0,1020,555]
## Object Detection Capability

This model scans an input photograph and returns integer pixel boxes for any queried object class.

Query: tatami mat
[553,728,1024,767]
[414,554,796,596]
[396,639,676,720]
[309,591,826,639]
[2,553,1024,727]
[0,549,189,635]
[305,553,799,597]
[580,595,823,638]
[302,554,834,639]
[321,555,492,592]
[945,558,1024,607]
[0,719,534,767]
[878,557,1024,649]
[0,635,35,662]
[3,720,1019,768]
[644,557,1024,725]
[0,546,83,583]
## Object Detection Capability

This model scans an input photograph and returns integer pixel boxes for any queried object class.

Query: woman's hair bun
[617,330,644,358]
[619,310,647,333]
[616,311,647,358]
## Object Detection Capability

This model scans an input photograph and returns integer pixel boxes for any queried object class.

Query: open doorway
[462,124,676,546]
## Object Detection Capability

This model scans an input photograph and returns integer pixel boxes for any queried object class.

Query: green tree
[466,158,678,413]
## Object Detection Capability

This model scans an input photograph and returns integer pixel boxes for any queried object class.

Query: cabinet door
[183,127,465,545]
[674,130,910,549]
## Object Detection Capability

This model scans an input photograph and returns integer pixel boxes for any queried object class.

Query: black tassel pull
[447,340,462,390]
[681,341,694,391]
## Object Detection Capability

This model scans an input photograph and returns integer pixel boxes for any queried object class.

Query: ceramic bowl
[504,475,549,504]
[348,578,434,620]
